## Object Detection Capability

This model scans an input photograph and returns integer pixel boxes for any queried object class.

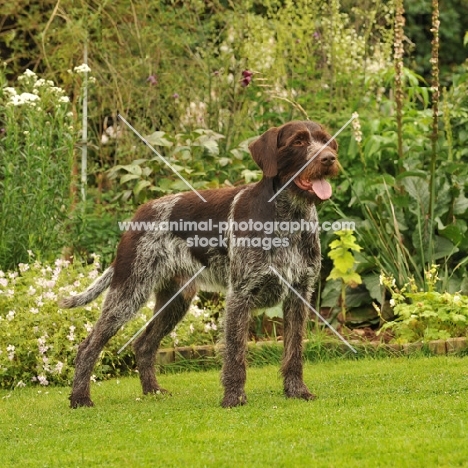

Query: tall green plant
[0,68,74,269]
[326,230,363,321]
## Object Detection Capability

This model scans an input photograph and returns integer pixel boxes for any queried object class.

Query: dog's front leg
[221,291,251,407]
[281,290,316,401]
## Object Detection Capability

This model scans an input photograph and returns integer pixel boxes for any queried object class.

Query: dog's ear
[248,127,278,177]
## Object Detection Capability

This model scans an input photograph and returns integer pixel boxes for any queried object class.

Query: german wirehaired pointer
[60,120,339,408]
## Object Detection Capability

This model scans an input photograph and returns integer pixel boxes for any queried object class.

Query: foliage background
[1,0,468,356]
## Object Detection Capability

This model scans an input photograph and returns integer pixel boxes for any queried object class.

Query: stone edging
[155,337,468,365]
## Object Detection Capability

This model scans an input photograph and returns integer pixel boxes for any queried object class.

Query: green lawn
[1,356,468,467]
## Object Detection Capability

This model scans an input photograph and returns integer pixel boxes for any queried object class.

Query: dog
[60,120,339,408]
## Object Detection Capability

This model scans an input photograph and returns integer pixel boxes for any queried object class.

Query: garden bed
[155,336,468,369]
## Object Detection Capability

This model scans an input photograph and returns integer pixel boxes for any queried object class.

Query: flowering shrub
[0,67,74,270]
[0,255,220,389]
[378,265,468,343]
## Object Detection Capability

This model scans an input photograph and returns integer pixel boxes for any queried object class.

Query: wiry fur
[59,266,115,308]
[60,120,339,408]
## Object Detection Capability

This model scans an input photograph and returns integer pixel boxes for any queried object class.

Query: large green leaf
[120,173,140,184]
[454,194,468,215]
[145,131,173,147]
[400,175,430,213]
[133,180,151,196]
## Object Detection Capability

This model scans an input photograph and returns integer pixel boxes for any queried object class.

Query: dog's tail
[59,265,114,309]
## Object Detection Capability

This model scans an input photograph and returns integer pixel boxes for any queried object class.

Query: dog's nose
[320,152,336,166]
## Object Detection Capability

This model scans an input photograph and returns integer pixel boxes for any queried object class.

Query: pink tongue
[311,179,332,200]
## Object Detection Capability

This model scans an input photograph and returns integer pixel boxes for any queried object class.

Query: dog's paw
[284,385,317,401]
[221,391,247,408]
[143,387,171,396]
[69,395,95,408]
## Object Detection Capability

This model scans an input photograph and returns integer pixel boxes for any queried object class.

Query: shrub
[378,265,468,343]
[0,67,74,270]
[0,256,220,389]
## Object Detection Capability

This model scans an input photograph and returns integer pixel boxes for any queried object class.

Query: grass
[1,355,468,467]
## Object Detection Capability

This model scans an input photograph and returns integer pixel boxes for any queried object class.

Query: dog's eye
[293,140,305,146]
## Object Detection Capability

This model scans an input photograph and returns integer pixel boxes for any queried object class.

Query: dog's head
[248,120,340,202]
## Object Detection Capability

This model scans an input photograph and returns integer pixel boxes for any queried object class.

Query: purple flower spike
[313,31,320,40]
[241,70,253,87]
[146,75,158,86]
[172,93,179,99]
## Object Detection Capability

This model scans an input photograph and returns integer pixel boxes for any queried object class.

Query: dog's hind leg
[70,281,153,408]
[133,280,196,395]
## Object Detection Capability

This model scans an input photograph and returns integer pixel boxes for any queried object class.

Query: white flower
[8,92,40,106]
[351,112,363,143]
[16,380,26,388]
[30,307,39,314]
[59,96,70,103]
[189,324,195,334]
[0,278,7,287]
[0,271,4,278]
[84,322,93,333]
[33,79,44,87]
[170,331,179,345]
[8,271,18,279]
[3,87,17,96]
[67,325,76,342]
[43,291,57,301]
[24,69,37,78]
[18,263,29,273]
[389,299,396,307]
[453,294,461,303]
[28,286,37,296]
[50,86,64,95]
[7,345,15,361]
[27,250,34,257]
[90,375,97,382]
[38,336,48,355]
[74,63,91,74]
[6,310,15,321]
[55,361,64,374]
[37,375,49,386]
[55,258,70,268]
